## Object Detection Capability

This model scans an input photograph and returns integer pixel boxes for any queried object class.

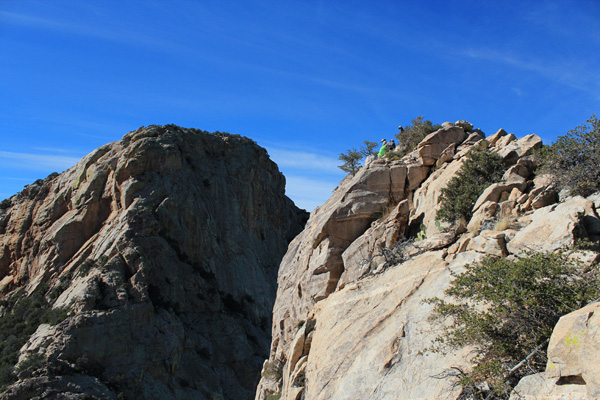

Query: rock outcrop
[0,125,307,399]
[510,302,600,400]
[255,123,600,400]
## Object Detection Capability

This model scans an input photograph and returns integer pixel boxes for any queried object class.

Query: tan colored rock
[455,120,474,131]
[407,163,430,191]
[410,158,464,238]
[416,126,467,166]
[462,131,485,145]
[507,196,599,255]
[508,187,522,202]
[487,129,508,147]
[472,181,527,213]
[511,302,600,400]
[510,373,589,400]
[503,164,530,183]
[466,230,508,257]
[516,134,543,156]
[546,303,599,379]
[268,160,412,379]
[299,251,483,400]
[497,134,543,165]
[339,200,410,287]
[531,187,559,209]
[435,142,456,168]
[467,200,498,233]
[495,133,517,148]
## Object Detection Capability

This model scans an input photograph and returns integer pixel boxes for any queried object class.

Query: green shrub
[437,148,505,224]
[338,141,378,175]
[427,250,600,399]
[395,116,441,157]
[0,285,68,389]
[538,114,600,196]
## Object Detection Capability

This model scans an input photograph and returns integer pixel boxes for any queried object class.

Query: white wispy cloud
[0,10,182,53]
[265,147,342,174]
[0,151,81,171]
[284,175,340,211]
[462,48,600,99]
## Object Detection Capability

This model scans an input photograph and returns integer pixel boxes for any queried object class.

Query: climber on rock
[378,139,388,158]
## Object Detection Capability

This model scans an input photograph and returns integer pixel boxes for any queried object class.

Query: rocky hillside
[0,125,308,399]
[255,122,600,400]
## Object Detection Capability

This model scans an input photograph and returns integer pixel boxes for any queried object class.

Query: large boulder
[510,302,600,399]
[416,126,467,166]
[507,196,600,255]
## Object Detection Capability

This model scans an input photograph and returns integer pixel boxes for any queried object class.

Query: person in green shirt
[378,139,388,158]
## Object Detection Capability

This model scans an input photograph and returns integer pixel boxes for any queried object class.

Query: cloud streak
[266,147,342,174]
[462,47,600,99]
[0,151,81,171]
[284,175,339,211]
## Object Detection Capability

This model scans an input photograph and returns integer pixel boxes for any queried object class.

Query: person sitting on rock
[387,139,396,152]
[398,125,404,133]
[378,139,388,158]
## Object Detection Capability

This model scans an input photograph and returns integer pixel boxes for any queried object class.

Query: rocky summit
[255,122,600,400]
[2,121,600,400]
[0,125,308,399]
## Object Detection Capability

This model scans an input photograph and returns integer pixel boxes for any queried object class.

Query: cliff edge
[0,125,308,399]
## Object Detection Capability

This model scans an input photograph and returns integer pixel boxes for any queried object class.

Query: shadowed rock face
[0,125,308,400]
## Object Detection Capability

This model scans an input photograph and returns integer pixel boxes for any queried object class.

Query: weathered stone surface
[467,200,498,233]
[1,374,119,400]
[510,302,600,399]
[487,128,508,146]
[510,373,589,400]
[339,199,410,287]
[407,163,430,191]
[503,163,530,183]
[497,134,542,165]
[546,303,598,379]
[0,126,308,400]
[435,142,456,168]
[300,251,483,400]
[416,126,467,166]
[455,120,474,131]
[495,132,517,148]
[466,230,508,257]
[410,158,464,237]
[266,160,411,383]
[473,181,528,213]
[507,196,599,254]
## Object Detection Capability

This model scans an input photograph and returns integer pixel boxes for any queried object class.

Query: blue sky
[1,0,599,210]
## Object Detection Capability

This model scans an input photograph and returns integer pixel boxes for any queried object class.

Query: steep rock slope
[0,125,308,399]
[256,123,600,400]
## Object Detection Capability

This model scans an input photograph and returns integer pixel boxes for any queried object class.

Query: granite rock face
[0,125,307,400]
[256,123,600,400]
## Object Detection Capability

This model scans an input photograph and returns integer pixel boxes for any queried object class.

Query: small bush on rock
[338,141,378,175]
[437,148,505,224]
[538,114,600,196]
[395,116,441,157]
[427,250,600,399]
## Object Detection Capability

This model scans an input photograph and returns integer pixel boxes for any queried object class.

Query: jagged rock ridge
[0,125,308,399]
[256,122,600,400]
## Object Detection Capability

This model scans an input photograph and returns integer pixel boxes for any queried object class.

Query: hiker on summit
[378,139,388,158]
[388,139,396,151]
